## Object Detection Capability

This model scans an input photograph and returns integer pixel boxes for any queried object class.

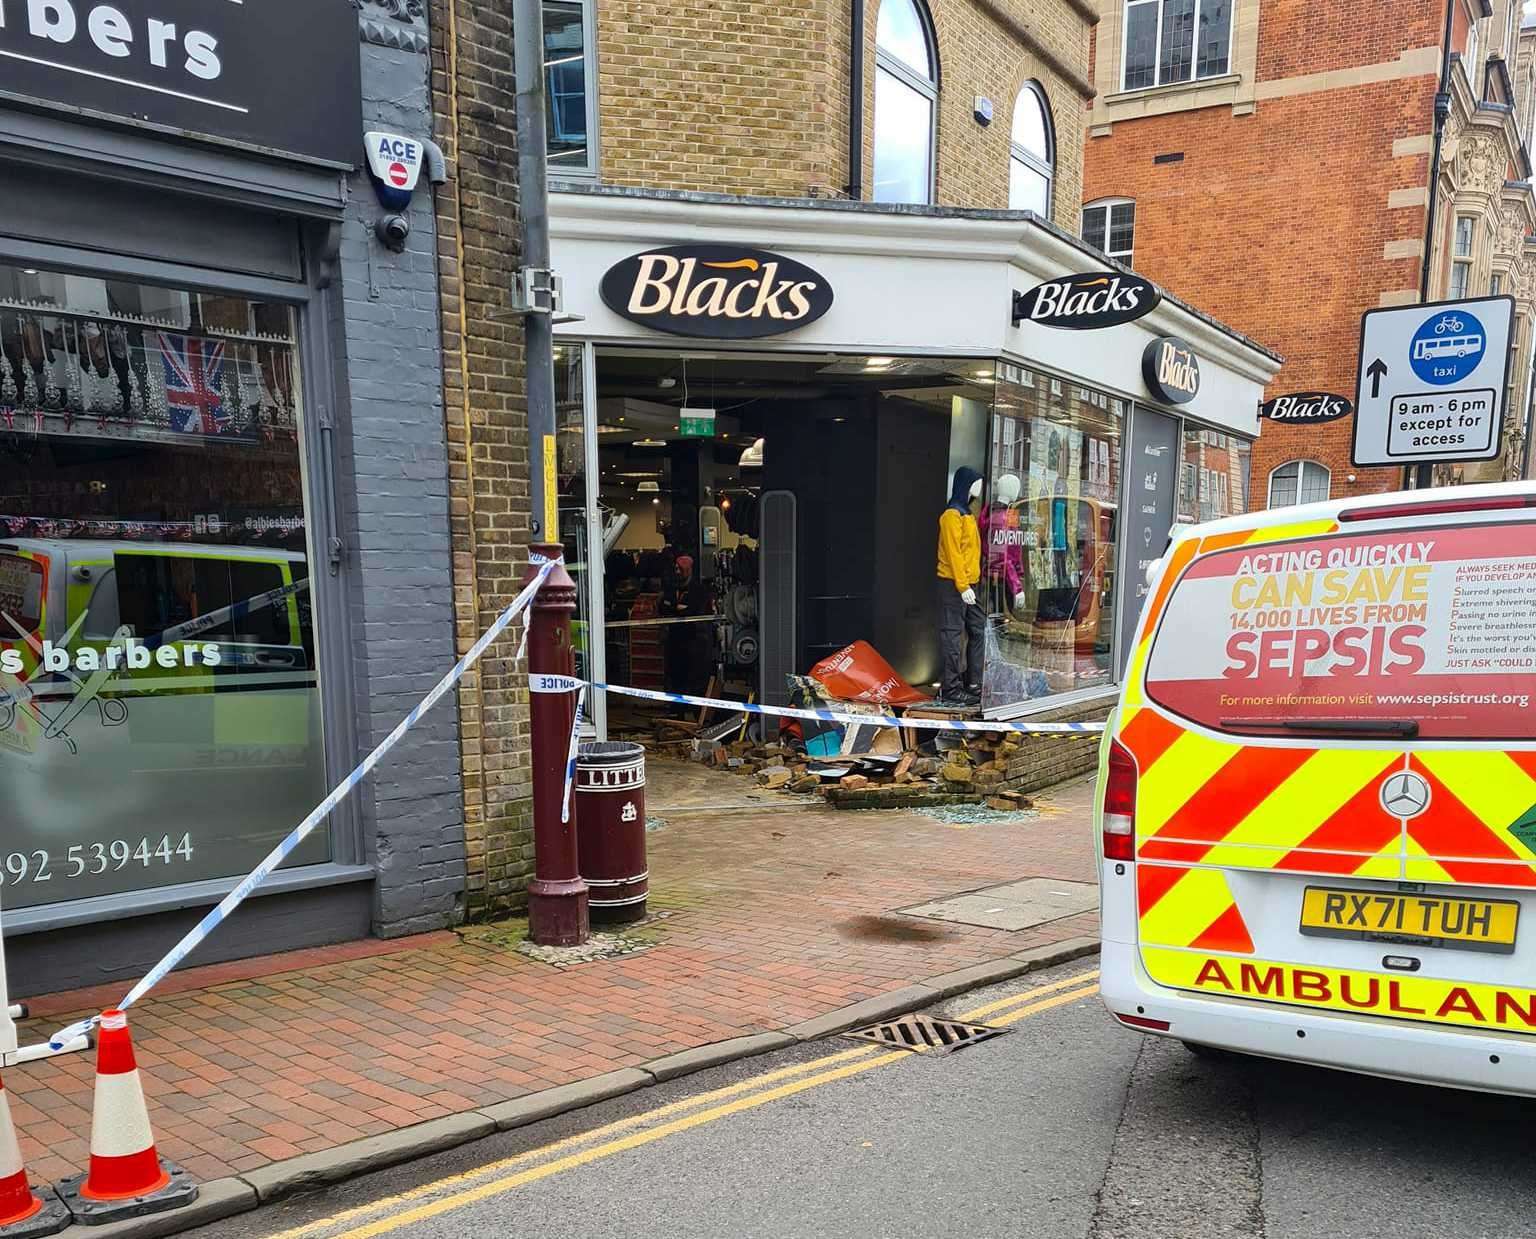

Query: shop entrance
[566,348,997,745]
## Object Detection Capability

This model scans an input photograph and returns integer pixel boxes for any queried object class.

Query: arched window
[1008,83,1053,214]
[872,0,938,205]
[1267,460,1330,508]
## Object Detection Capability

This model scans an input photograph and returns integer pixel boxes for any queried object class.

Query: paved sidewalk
[9,771,1098,1189]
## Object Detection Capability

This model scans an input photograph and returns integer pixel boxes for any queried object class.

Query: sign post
[0,890,14,1068]
[1352,296,1515,468]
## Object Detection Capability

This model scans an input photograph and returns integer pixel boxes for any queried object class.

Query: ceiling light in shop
[738,437,765,468]
[634,437,667,447]
[970,368,993,380]
[864,357,894,369]
[637,480,660,493]
[652,497,660,505]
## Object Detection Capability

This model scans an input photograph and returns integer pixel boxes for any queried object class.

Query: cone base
[56,1161,198,1227]
[0,1189,68,1239]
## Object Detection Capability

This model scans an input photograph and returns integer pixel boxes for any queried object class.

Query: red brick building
[1083,0,1536,507]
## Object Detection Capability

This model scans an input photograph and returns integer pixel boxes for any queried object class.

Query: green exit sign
[680,407,716,438]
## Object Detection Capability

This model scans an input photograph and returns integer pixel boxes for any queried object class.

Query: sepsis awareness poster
[1145,525,1536,738]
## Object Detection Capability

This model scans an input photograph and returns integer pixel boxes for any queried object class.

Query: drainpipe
[1409,0,1458,489]
[847,0,864,199]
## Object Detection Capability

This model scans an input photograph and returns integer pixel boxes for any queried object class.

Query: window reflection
[982,366,1122,710]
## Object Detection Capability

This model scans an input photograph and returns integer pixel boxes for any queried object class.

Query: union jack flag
[155,332,230,436]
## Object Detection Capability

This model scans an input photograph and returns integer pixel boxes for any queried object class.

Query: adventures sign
[600,245,834,339]
[1261,391,1353,424]
[1011,271,1160,330]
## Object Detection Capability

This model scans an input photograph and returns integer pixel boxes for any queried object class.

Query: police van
[1098,482,1536,1094]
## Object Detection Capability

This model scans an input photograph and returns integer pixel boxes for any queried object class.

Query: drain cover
[841,1012,1005,1054]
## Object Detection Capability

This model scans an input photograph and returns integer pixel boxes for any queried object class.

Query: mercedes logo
[1380,770,1432,820]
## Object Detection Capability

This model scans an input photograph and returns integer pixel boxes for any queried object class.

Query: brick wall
[594,0,1091,228]
[344,5,468,936]
[1084,3,1443,504]
[1000,698,1109,792]
[430,0,536,917]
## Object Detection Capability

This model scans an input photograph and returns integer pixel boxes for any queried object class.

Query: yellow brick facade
[592,0,1093,229]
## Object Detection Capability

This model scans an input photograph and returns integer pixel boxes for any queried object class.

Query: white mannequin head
[994,473,1022,505]
[968,477,983,503]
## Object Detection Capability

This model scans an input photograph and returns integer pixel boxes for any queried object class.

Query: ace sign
[365,131,424,208]
[1352,296,1515,466]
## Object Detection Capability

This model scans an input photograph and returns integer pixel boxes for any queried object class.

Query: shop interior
[555,347,1135,742]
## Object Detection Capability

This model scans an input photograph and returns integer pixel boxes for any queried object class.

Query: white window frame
[544,0,599,180]
[1267,459,1331,509]
[873,0,939,206]
[1081,197,1135,264]
[1464,12,1480,96]
[1121,0,1234,92]
[1450,215,1475,301]
[1009,82,1054,215]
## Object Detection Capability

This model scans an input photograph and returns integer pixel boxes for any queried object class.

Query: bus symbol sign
[1353,295,1514,467]
[1409,310,1486,385]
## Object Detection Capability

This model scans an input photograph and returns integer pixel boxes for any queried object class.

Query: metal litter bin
[575,741,648,924]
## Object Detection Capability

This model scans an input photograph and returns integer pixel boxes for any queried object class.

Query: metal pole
[514,0,559,546]
[513,0,589,945]
[525,545,590,945]
[1409,0,1456,491]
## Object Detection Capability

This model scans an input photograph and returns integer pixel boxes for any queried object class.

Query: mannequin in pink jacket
[979,472,1028,614]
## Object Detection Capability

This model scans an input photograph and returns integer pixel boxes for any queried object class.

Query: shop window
[1122,0,1232,91]
[981,368,1125,711]
[0,261,326,910]
[1008,83,1054,214]
[873,0,938,205]
[1450,216,1475,301]
[1082,199,1135,264]
[1178,424,1250,523]
[1267,459,1330,508]
[545,0,597,177]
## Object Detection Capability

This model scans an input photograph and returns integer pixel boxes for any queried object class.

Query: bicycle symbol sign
[1410,310,1486,384]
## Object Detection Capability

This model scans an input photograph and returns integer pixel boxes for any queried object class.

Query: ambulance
[1098,482,1536,1094]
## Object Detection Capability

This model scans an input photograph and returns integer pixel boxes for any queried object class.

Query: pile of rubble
[691,730,1037,812]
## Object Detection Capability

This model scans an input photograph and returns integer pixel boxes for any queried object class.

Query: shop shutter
[759,490,798,709]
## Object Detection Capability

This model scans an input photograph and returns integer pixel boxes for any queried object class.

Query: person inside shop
[936,466,985,707]
[663,552,713,709]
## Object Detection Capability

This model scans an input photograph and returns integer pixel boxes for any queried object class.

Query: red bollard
[525,545,590,946]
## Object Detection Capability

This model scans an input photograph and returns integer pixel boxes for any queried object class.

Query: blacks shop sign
[600,245,835,339]
[1011,271,1160,330]
[1260,391,1354,424]
[0,0,362,166]
[1142,335,1201,405]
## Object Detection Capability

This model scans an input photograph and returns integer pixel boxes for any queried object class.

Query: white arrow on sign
[1352,295,1515,467]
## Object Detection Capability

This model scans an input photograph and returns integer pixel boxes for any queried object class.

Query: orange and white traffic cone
[56,1011,196,1225]
[0,1072,67,1238]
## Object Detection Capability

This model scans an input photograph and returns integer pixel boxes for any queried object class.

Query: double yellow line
[271,969,1100,1239]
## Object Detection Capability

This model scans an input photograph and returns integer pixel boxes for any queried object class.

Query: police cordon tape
[587,683,1109,735]
[48,558,560,1052]
[44,567,1101,1051]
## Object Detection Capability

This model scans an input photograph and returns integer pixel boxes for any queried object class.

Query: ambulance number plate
[1300,887,1518,954]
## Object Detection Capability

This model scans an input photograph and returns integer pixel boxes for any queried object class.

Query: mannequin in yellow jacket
[937,466,984,706]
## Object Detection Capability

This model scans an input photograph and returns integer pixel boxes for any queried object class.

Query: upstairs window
[1449,216,1475,301]
[1008,83,1054,213]
[544,0,597,177]
[1267,460,1330,508]
[1082,199,1136,264]
[873,0,938,204]
[1123,0,1233,91]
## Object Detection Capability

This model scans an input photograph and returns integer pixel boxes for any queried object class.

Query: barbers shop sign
[0,0,361,166]
[600,245,835,339]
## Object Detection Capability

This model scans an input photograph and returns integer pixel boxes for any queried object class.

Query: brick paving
[8,769,1098,1186]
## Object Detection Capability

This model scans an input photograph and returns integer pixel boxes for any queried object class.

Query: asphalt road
[199,960,1536,1239]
